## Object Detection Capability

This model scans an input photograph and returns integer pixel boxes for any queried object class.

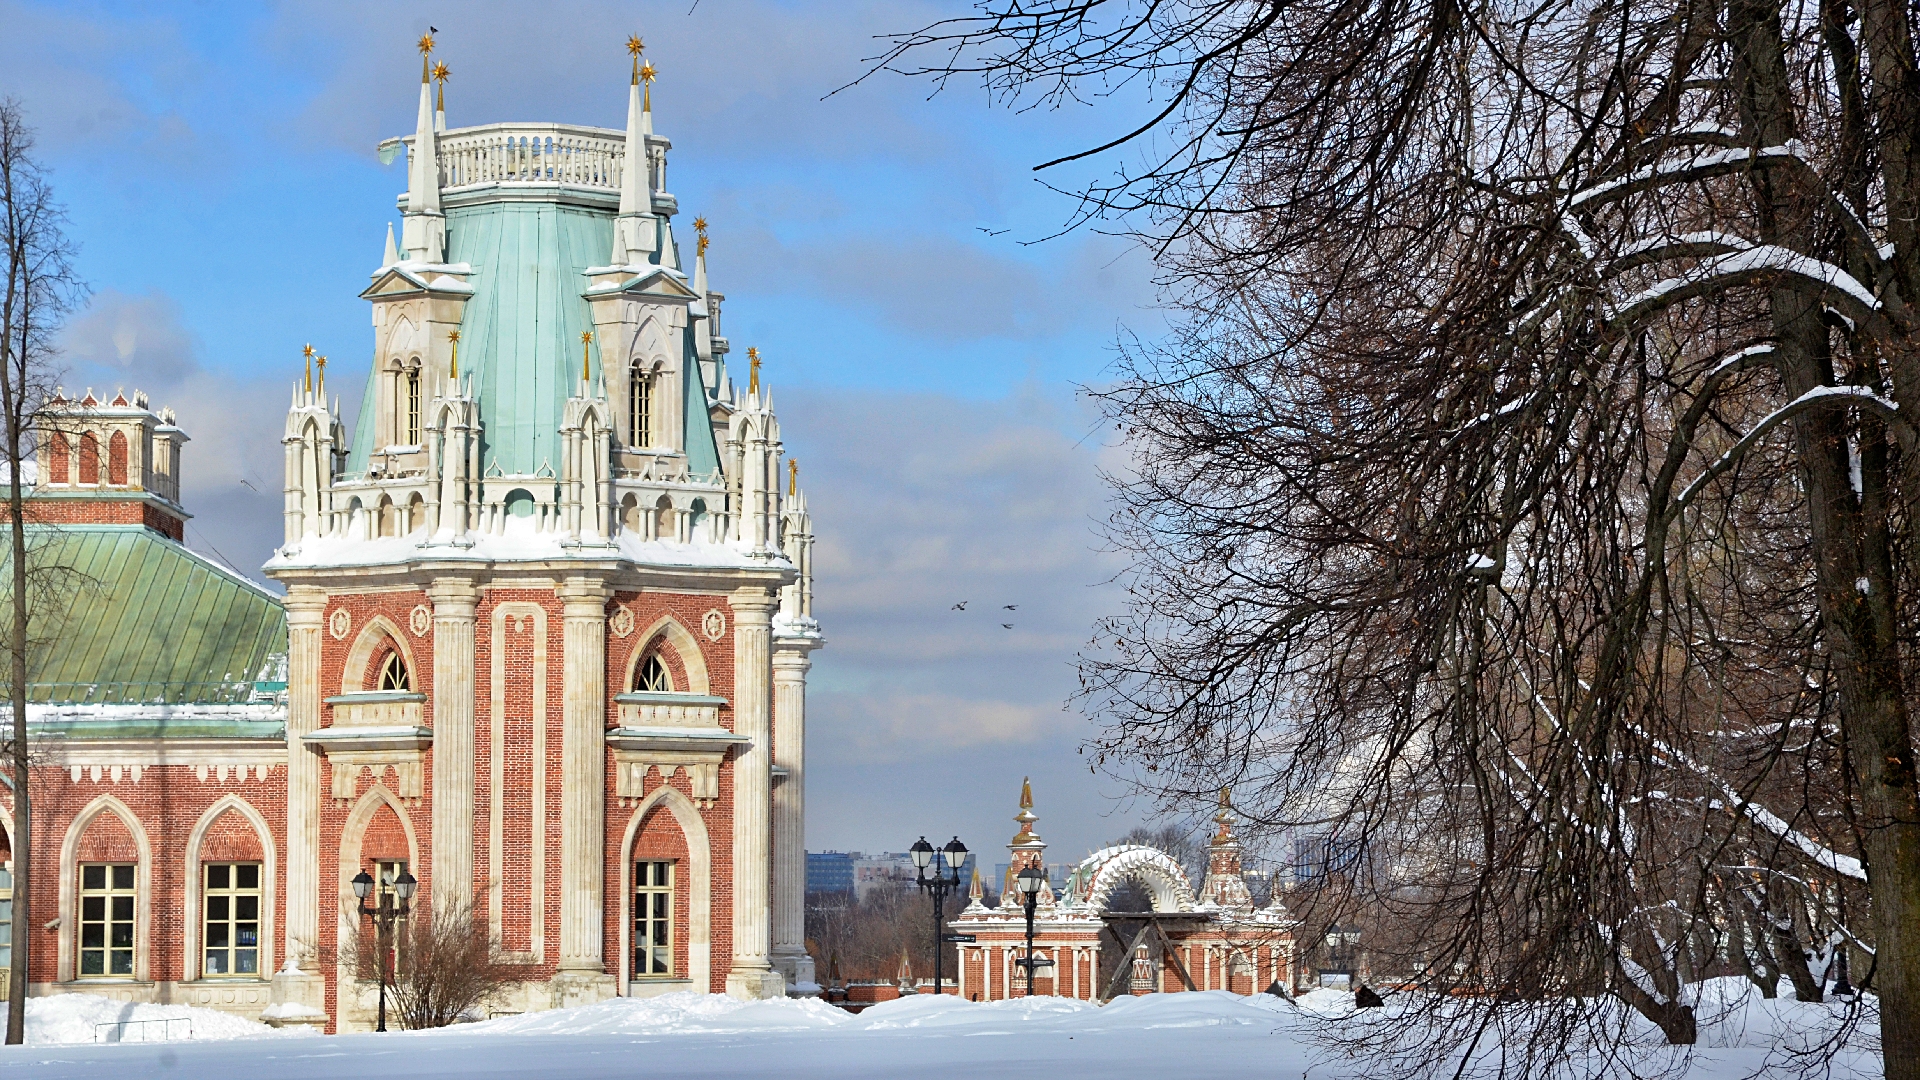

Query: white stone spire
[402,37,446,263]
[382,222,398,268]
[613,38,658,266]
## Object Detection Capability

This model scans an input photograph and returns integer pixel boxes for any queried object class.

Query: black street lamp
[911,835,968,997]
[351,865,417,1032]
[1012,865,1054,995]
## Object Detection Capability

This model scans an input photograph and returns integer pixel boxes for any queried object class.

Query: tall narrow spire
[611,35,655,266]
[382,222,398,267]
[402,33,445,262]
[433,61,450,132]
[303,344,314,396]
[447,330,460,380]
[580,331,594,386]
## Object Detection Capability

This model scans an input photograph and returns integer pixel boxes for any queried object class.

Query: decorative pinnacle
[747,346,761,393]
[581,330,594,382]
[788,458,798,496]
[317,355,327,394]
[627,34,644,85]
[303,343,314,394]
[433,61,450,111]
[640,58,656,112]
[694,215,709,257]
[418,32,434,82]
[1020,776,1033,810]
[447,329,461,378]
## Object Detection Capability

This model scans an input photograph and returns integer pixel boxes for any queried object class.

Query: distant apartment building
[806,851,978,901]
[806,851,855,895]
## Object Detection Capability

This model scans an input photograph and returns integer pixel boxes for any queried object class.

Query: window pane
[207,924,229,948]
[208,896,228,921]
[112,896,133,921]
[237,865,259,890]
[237,950,258,974]
[81,924,104,948]
[82,896,104,921]
[80,951,103,975]
[237,925,258,947]
[205,951,226,975]
[112,865,134,890]
[111,923,133,948]
[236,896,258,921]
[82,865,105,890]
[110,950,132,975]
[206,864,229,890]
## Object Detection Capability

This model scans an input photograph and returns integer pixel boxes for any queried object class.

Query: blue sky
[4,0,1196,865]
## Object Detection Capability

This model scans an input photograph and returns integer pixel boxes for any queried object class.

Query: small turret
[1200,787,1254,910]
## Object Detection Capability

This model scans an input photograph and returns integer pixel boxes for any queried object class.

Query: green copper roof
[6,525,287,704]
[345,201,723,480]
[450,201,610,476]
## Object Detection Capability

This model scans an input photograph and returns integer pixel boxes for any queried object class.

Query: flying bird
[951,602,969,611]
[977,226,1010,237]
[430,24,439,32]
[1002,604,1018,611]
[1002,623,1014,630]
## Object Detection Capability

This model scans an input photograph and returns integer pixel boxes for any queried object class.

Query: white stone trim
[180,795,277,983]
[58,794,153,984]
[339,613,420,695]
[624,614,710,695]
[618,784,710,993]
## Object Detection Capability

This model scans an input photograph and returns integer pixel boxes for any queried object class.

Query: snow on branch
[1630,720,1867,883]
[1611,245,1882,332]
[1570,143,1809,209]
[1672,385,1903,514]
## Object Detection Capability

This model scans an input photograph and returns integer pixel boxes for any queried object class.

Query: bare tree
[349,902,513,1030]
[0,98,81,1046]
[877,0,1920,1075]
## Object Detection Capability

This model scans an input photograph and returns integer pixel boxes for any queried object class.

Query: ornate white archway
[1075,845,1198,913]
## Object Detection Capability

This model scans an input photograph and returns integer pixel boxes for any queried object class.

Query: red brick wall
[317,588,434,1026]
[24,497,186,541]
[604,590,739,993]
[107,431,128,486]
[5,764,287,987]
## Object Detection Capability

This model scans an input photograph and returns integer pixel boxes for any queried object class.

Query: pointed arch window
[378,652,411,692]
[630,365,653,448]
[405,368,422,445]
[634,655,670,692]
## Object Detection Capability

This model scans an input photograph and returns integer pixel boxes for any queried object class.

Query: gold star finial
[581,330,594,383]
[418,32,435,55]
[747,346,761,393]
[628,34,645,85]
[788,458,798,496]
[418,33,435,83]
[303,344,313,393]
[433,62,449,111]
[694,216,709,257]
[640,60,656,84]
[447,329,460,378]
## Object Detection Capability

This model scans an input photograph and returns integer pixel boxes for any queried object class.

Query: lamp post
[1013,865,1054,995]
[351,865,416,1032]
[911,835,968,997]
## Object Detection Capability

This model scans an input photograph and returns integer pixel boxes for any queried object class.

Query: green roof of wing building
[3,524,287,739]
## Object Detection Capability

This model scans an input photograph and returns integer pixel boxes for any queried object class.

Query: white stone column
[267,586,327,1026]
[428,578,477,916]
[769,640,815,991]
[726,587,784,999]
[553,577,616,1005]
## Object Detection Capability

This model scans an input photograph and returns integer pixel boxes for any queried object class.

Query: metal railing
[95,1017,192,1043]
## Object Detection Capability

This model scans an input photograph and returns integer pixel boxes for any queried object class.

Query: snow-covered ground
[0,982,1878,1079]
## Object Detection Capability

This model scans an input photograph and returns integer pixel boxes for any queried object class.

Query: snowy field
[0,982,1878,1079]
